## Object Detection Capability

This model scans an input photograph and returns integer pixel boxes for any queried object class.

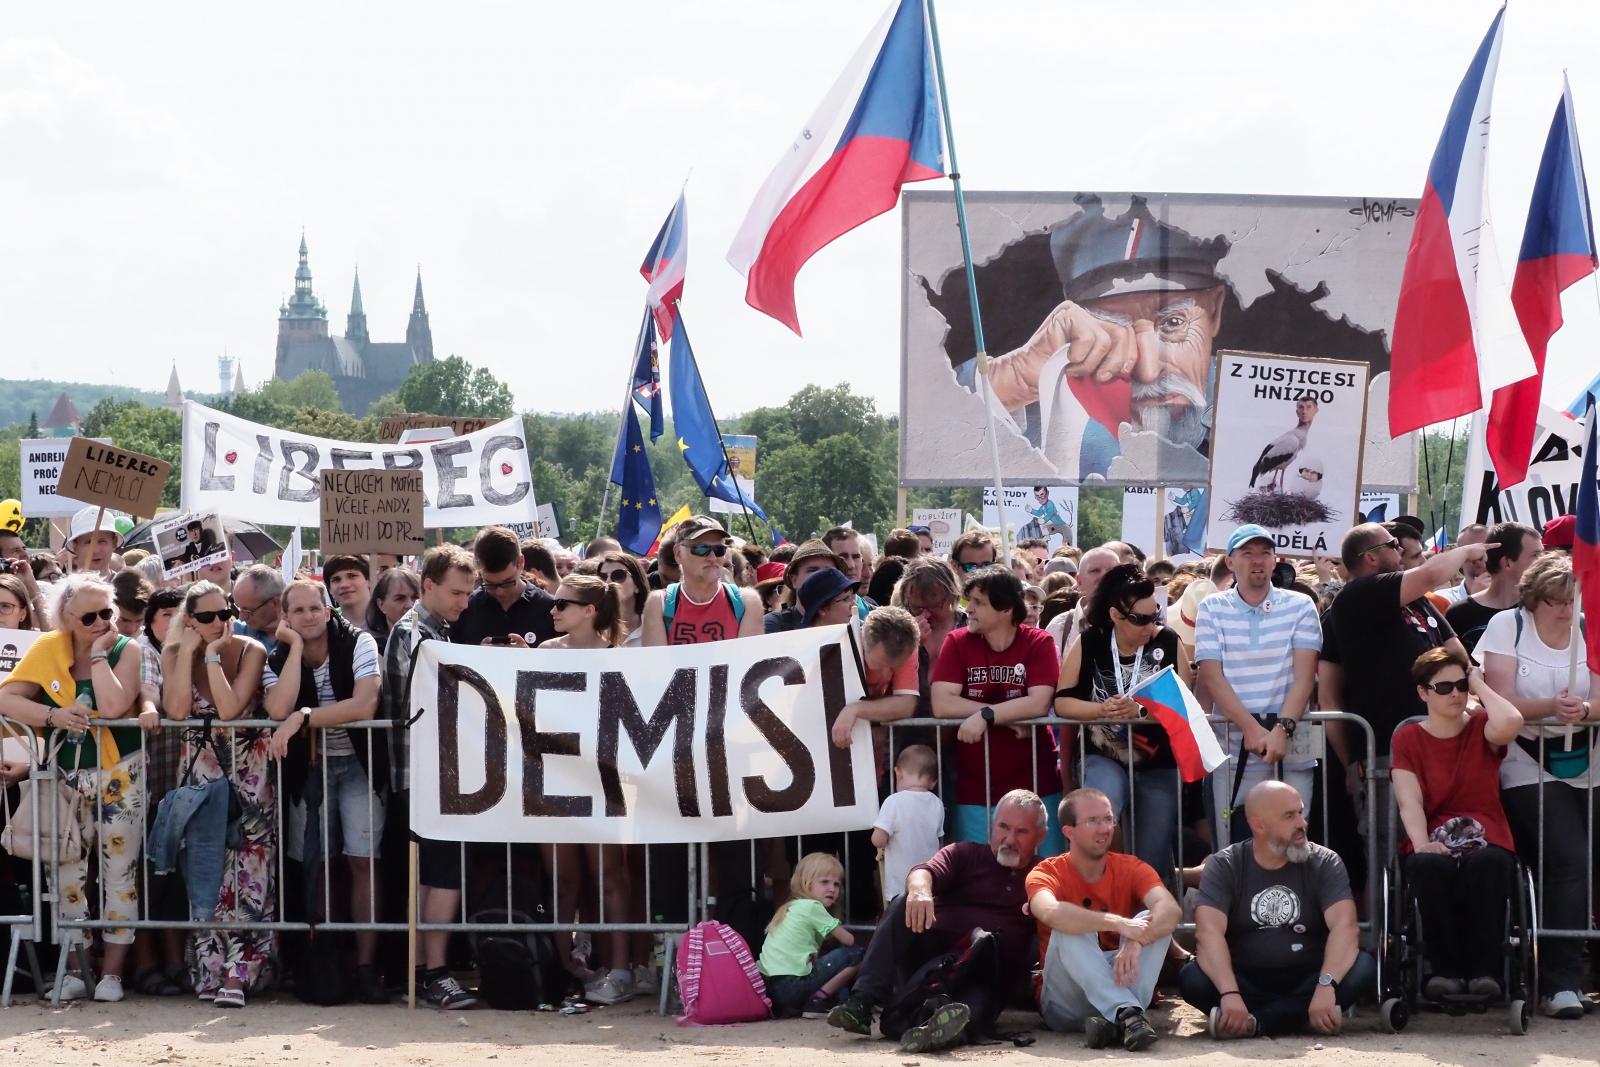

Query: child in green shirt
[757,852,862,1018]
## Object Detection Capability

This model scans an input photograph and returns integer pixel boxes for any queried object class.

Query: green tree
[1417,426,1469,540]
[104,405,183,509]
[396,356,514,418]
[80,397,141,439]
[27,412,39,438]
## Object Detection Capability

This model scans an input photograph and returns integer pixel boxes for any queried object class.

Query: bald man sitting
[1179,781,1375,1039]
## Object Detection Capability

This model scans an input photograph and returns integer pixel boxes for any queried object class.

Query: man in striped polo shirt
[1194,524,1321,846]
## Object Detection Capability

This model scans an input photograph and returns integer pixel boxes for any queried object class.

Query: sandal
[135,967,182,997]
[214,986,246,1009]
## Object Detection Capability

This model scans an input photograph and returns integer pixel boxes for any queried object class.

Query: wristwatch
[980,706,995,725]
[1276,717,1298,738]
[300,706,314,722]
[204,654,223,665]
[1317,972,1337,989]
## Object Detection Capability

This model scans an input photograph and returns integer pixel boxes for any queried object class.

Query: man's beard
[995,844,1022,868]
[1284,840,1312,863]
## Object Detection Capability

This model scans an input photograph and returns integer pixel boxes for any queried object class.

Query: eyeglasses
[602,569,632,584]
[482,575,522,592]
[1362,538,1399,556]
[552,597,596,612]
[1120,610,1161,626]
[190,608,237,625]
[1425,677,1470,695]
[232,597,269,619]
[77,608,115,626]
[687,543,729,558]
[959,561,984,573]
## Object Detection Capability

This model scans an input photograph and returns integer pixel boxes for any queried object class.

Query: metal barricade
[0,716,47,1005]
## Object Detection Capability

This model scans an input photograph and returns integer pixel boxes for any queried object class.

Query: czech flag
[1129,667,1227,784]
[1573,402,1600,675]
[1488,77,1597,487]
[1388,7,1535,437]
[641,193,687,341]
[727,0,944,335]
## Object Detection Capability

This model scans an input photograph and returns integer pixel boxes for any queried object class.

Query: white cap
[68,504,128,549]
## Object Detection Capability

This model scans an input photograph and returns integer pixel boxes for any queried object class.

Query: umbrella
[121,517,282,563]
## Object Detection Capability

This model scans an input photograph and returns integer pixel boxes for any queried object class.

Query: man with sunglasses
[455,526,556,648]
[1194,525,1322,846]
[1320,522,1484,863]
[641,515,762,646]
[949,531,999,576]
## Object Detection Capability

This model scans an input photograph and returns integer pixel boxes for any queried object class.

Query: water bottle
[650,913,667,976]
[69,691,93,744]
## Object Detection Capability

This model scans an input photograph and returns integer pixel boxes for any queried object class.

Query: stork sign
[1202,351,1369,559]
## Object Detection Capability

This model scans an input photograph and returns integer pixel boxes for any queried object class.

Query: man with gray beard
[1179,781,1374,1039]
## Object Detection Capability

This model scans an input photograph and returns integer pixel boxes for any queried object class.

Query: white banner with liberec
[408,626,874,844]
[180,400,538,529]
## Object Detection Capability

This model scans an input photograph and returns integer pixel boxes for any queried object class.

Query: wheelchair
[1375,854,1537,1035]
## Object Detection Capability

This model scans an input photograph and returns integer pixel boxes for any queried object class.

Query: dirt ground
[1,994,1595,1067]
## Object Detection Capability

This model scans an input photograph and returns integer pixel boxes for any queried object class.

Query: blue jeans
[1082,755,1180,878]
[764,945,865,1013]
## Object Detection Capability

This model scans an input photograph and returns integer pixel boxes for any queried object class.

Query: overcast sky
[2,0,1596,419]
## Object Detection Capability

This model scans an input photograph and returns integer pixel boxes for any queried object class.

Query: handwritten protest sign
[56,437,171,520]
[319,469,425,555]
[378,413,496,443]
[19,438,114,518]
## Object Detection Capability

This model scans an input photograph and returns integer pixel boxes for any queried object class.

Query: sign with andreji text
[408,626,874,844]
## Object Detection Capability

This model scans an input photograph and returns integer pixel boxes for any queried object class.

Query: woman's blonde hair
[1519,551,1573,609]
[765,851,845,933]
[557,574,626,647]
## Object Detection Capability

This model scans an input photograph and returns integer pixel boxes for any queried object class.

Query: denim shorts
[285,752,387,861]
[764,945,865,1013]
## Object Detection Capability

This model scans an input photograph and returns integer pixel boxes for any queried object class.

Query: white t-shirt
[873,789,945,905]
[1476,607,1597,790]
[262,630,381,759]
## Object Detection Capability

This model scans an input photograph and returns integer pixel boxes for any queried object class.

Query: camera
[0,558,18,575]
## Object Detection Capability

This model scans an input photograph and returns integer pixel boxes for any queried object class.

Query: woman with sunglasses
[598,551,649,648]
[364,566,421,650]
[1391,647,1522,1004]
[539,574,645,1001]
[160,580,274,1007]
[1054,563,1193,875]
[0,575,145,1001]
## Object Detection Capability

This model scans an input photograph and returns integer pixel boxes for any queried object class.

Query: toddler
[757,853,863,1018]
[872,745,944,905]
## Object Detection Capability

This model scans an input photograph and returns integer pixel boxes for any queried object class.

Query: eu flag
[629,307,664,441]
[610,400,662,555]
[668,317,767,520]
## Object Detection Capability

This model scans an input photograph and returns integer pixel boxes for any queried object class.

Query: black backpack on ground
[466,887,574,1010]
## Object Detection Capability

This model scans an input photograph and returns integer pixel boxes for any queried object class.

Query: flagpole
[676,305,762,545]
[597,308,655,541]
[925,0,1011,566]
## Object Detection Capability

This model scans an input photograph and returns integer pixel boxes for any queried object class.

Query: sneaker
[899,1002,971,1054]
[801,991,835,1019]
[1425,975,1466,1000]
[51,973,88,1002]
[1206,1005,1258,1040]
[826,995,876,1036]
[92,975,124,1003]
[1541,989,1584,1019]
[631,964,658,997]
[1466,976,1501,999]
[585,968,635,1006]
[1083,1014,1118,1049]
[1117,1007,1159,1051]
[355,964,389,1005]
[423,973,478,1010]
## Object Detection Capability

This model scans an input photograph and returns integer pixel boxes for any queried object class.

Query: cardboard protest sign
[56,437,171,520]
[319,469,425,555]
[909,508,960,555]
[1203,352,1369,559]
[1121,486,1207,562]
[19,438,114,518]
[408,626,873,844]
[150,511,229,578]
[378,413,496,443]
[983,485,1078,551]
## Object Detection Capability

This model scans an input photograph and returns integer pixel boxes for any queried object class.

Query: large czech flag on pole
[1573,401,1600,675]
[727,0,944,335]
[1488,77,1598,487]
[641,193,687,342]
[1388,6,1536,438]
[1129,667,1228,784]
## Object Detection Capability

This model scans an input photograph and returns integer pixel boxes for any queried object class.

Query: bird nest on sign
[1224,490,1333,527]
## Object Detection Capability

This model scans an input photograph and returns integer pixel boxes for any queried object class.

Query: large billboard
[900,191,1418,490]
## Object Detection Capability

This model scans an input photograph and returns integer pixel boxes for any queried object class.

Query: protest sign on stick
[56,437,171,520]
[319,469,426,556]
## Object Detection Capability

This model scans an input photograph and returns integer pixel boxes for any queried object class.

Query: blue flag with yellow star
[609,399,662,555]
[629,307,664,441]
[668,318,768,521]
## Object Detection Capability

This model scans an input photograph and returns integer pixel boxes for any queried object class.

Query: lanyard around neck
[1110,631,1144,696]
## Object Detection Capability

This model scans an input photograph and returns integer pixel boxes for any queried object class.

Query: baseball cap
[798,567,860,626]
[1226,524,1275,554]
[1543,513,1576,550]
[1388,515,1427,541]
[674,514,729,543]
[755,561,787,583]
[906,524,932,534]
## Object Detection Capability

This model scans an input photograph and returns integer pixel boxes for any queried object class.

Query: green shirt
[757,897,839,978]
[44,637,142,771]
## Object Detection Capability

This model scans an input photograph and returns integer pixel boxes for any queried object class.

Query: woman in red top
[1390,647,1523,1002]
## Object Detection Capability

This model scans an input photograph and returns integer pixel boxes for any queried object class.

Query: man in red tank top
[642,514,764,646]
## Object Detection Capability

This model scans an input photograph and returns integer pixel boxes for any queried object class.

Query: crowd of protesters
[1,503,1596,1049]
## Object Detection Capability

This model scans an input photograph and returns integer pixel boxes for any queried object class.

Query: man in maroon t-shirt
[931,566,1063,854]
[828,790,1048,1052]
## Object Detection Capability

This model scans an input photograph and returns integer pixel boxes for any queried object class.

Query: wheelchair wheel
[1380,997,1409,1034]
[1508,999,1530,1036]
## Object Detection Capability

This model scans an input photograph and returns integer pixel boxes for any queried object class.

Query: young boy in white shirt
[873,744,945,906]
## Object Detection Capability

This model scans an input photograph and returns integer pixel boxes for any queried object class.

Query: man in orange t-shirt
[1025,788,1180,1050]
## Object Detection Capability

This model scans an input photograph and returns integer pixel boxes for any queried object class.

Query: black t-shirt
[1324,571,1453,755]
[1443,596,1508,657]
[1065,625,1180,769]
[452,583,557,647]
[1196,841,1352,971]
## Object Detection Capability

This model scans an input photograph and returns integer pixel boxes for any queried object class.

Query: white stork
[1249,420,1310,491]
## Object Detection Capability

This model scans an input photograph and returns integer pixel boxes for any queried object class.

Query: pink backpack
[674,920,772,1026]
